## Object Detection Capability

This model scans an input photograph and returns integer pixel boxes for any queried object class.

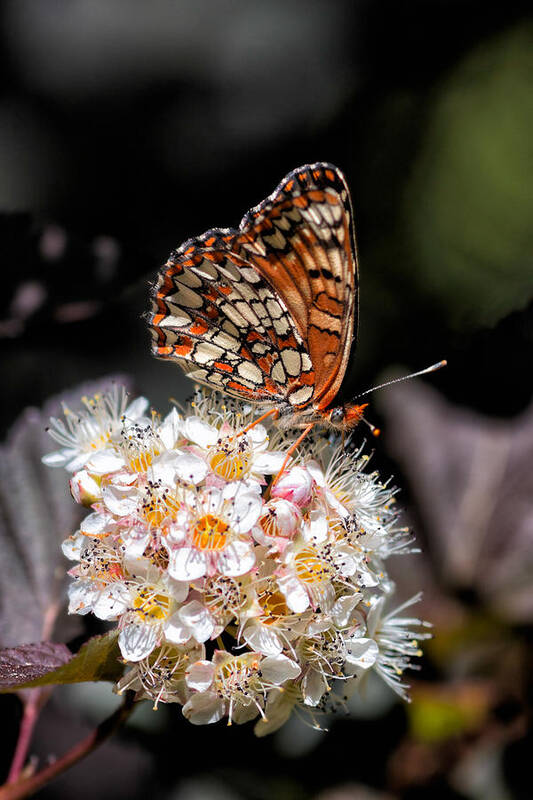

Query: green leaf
[0,631,123,692]
[405,24,533,328]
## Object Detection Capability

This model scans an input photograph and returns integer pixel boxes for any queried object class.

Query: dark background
[1,2,532,799]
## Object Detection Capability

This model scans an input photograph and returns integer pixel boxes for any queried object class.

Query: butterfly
[149,162,371,441]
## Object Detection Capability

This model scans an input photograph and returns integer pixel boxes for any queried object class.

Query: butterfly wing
[149,163,357,412]
[233,163,358,411]
[150,237,315,407]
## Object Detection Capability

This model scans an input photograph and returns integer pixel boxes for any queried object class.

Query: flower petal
[157,408,182,449]
[61,532,85,561]
[345,638,379,670]
[93,582,131,620]
[271,466,313,506]
[230,491,262,534]
[302,668,327,706]
[261,654,300,685]
[119,623,158,662]
[67,579,101,615]
[243,621,283,656]
[42,450,71,468]
[173,452,208,484]
[102,485,138,516]
[85,448,125,475]
[182,691,225,725]
[164,613,192,645]
[303,509,328,543]
[185,660,215,691]
[254,688,297,737]
[178,600,215,643]
[168,547,207,581]
[125,396,150,420]
[277,574,309,613]
[80,511,114,538]
[183,417,218,448]
[331,593,362,627]
[252,451,286,475]
[217,540,255,577]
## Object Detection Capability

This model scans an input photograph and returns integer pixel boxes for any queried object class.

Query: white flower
[115,576,190,662]
[365,593,432,700]
[277,511,362,614]
[166,483,261,580]
[117,641,204,707]
[183,650,300,725]
[43,386,148,472]
[185,415,285,484]
[241,577,311,656]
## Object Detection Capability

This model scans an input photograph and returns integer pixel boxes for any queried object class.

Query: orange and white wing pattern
[149,163,358,415]
[233,163,358,411]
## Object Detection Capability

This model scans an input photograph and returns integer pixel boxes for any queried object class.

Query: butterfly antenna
[361,417,381,437]
[354,360,447,401]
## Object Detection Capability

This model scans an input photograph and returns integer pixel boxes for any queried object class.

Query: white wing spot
[271,360,287,384]
[281,349,302,377]
[237,361,263,385]
[192,259,218,280]
[158,311,192,328]
[176,270,202,289]
[170,285,203,310]
[301,353,313,372]
[289,385,314,406]
[193,341,225,365]
[272,316,290,336]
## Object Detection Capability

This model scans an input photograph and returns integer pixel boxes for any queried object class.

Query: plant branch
[7,691,44,784]
[0,691,136,800]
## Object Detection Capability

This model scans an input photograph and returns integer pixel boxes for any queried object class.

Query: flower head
[45,385,429,734]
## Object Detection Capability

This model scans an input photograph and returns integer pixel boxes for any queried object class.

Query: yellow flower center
[294,546,333,584]
[141,492,180,527]
[192,514,229,551]
[215,653,261,698]
[129,451,156,472]
[210,450,249,481]
[209,437,250,481]
[133,586,171,621]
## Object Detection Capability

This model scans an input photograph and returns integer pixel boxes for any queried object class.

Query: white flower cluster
[44,385,429,735]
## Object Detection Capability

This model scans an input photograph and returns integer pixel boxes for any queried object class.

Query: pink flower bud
[69,470,101,507]
[271,466,313,507]
[257,498,301,547]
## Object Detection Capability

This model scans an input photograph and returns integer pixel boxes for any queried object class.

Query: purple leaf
[379,380,533,622]
[0,631,122,691]
[0,375,133,647]
[0,642,71,688]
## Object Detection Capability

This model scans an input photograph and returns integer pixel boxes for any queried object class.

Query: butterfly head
[323,402,370,432]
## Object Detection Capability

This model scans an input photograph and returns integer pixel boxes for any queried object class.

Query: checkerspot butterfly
[149,162,444,449]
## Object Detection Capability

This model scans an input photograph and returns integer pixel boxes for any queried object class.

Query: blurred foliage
[408,684,491,744]
[405,24,533,329]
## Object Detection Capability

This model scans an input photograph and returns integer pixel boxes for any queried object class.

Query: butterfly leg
[239,408,279,436]
[271,422,314,487]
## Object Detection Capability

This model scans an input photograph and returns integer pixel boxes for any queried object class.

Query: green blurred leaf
[405,24,533,327]
[408,683,490,743]
[0,631,122,692]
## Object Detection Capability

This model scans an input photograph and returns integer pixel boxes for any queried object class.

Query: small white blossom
[43,386,148,472]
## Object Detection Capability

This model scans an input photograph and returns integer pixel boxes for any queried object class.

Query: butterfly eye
[329,407,345,425]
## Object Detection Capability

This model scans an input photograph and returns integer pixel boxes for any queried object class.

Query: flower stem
[7,691,42,784]
[0,691,136,800]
